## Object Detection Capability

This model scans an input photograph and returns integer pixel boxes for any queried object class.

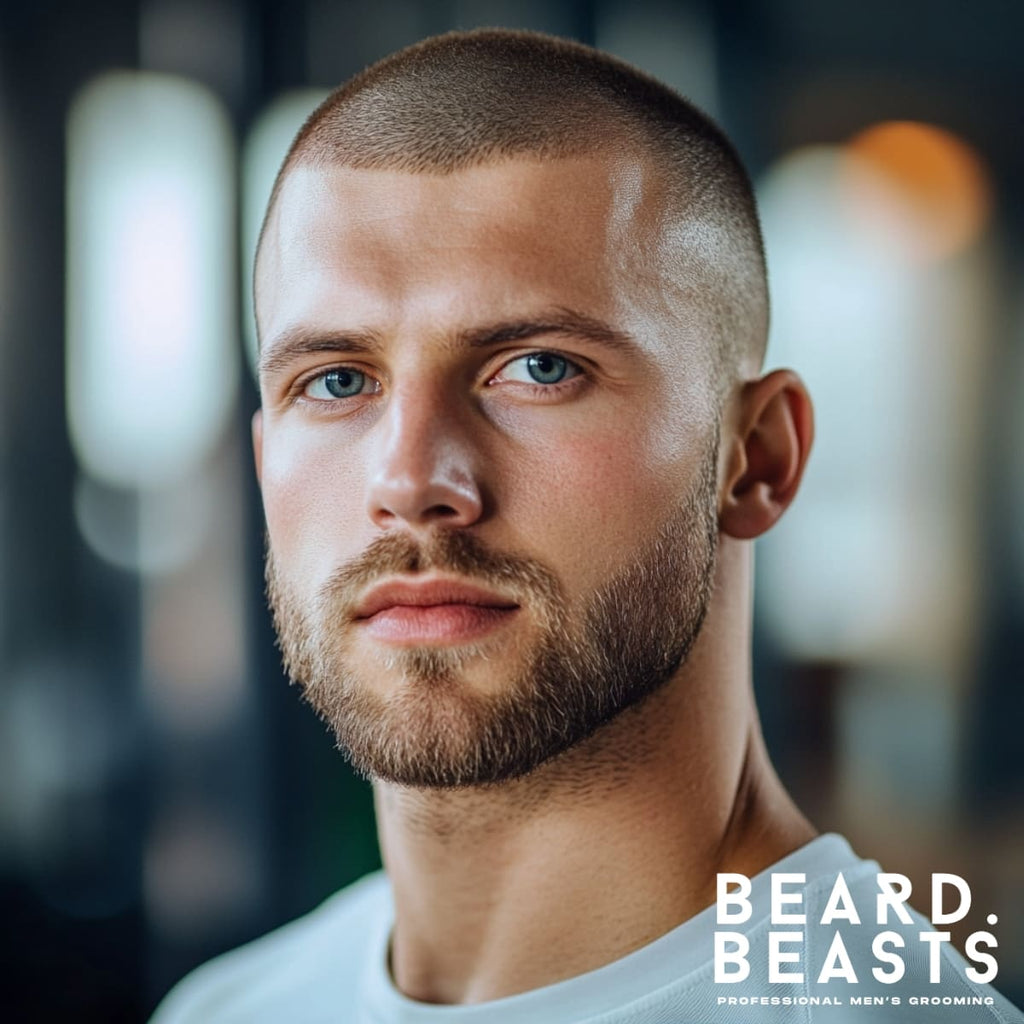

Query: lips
[353,578,518,620]
[352,577,520,645]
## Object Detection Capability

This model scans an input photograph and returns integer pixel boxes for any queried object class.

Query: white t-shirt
[151,835,1023,1023]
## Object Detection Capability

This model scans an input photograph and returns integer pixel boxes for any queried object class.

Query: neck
[373,538,815,1004]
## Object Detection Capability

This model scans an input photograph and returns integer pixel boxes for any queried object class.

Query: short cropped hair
[258,29,768,396]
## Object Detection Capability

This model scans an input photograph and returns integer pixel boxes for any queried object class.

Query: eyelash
[293,350,588,406]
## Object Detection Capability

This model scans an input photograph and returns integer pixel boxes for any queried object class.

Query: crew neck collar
[361,833,861,1024]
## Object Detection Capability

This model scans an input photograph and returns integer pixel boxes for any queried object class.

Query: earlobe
[252,409,264,487]
[719,369,814,541]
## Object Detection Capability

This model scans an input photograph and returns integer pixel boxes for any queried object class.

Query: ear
[719,369,814,540]
[251,409,264,487]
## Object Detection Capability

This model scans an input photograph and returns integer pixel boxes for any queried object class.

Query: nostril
[426,504,460,519]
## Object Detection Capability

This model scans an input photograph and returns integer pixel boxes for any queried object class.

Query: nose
[366,382,485,531]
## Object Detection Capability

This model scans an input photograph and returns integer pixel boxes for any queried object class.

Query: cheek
[497,410,702,591]
[259,425,370,583]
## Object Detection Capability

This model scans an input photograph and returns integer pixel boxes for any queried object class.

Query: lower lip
[358,604,519,644]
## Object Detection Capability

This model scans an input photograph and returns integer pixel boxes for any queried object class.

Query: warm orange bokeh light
[841,120,991,262]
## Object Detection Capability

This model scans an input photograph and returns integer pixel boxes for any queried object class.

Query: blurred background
[0,0,1021,1020]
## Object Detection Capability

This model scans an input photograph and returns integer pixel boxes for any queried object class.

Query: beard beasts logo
[714,871,999,988]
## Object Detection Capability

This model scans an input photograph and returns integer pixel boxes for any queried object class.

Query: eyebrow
[259,307,637,377]
[259,327,383,378]
[457,308,637,353]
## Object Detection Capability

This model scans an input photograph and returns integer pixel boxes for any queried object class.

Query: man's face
[255,154,722,787]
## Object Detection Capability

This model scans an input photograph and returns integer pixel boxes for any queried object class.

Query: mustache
[317,531,564,614]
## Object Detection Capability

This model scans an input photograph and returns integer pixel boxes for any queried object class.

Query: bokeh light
[839,120,992,263]
[66,71,236,491]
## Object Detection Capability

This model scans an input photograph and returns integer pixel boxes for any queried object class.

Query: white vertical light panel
[242,89,328,372]
[756,143,989,668]
[67,72,236,489]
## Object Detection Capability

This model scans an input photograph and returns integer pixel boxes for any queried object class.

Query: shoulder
[797,856,1024,1022]
[713,837,1023,1023]
[149,871,390,1024]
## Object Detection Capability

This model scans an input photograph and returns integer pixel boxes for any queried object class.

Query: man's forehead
[264,153,659,256]
[254,153,682,339]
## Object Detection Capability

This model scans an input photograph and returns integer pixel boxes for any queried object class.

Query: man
[154,29,1022,1023]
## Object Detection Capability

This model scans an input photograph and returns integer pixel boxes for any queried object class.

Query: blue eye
[527,353,569,384]
[498,352,581,386]
[304,368,375,400]
[324,369,365,397]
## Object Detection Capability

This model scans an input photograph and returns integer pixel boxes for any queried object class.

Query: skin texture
[253,152,816,1004]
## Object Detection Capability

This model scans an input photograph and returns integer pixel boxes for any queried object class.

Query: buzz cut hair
[258,28,769,397]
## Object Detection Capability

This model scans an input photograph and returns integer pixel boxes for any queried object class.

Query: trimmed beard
[266,439,719,788]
